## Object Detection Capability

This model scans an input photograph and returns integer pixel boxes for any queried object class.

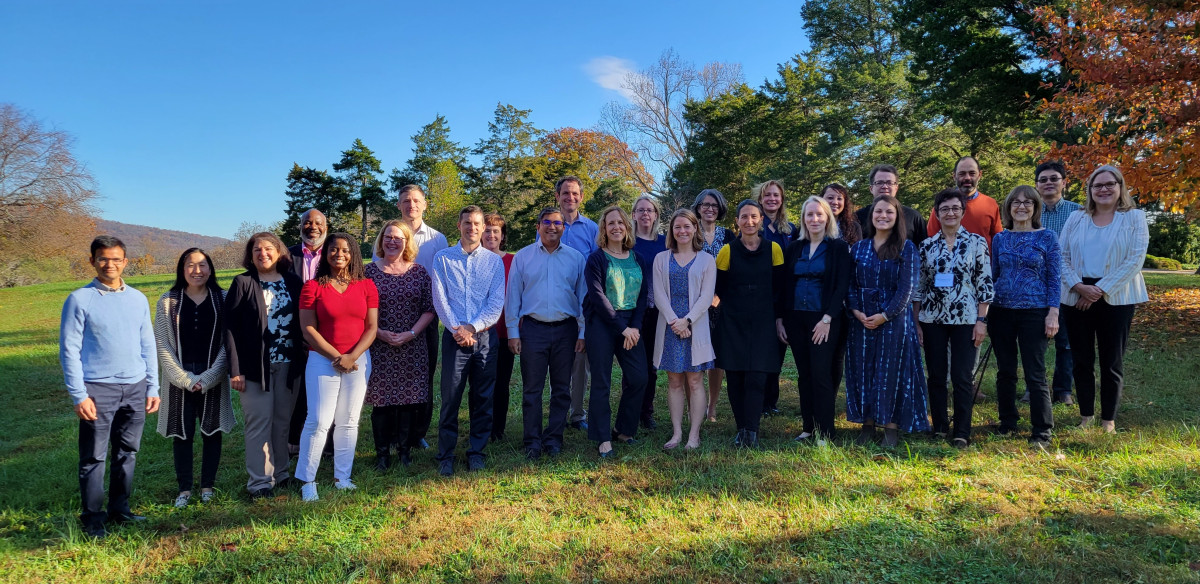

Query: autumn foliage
[1032,0,1200,214]
[540,128,655,193]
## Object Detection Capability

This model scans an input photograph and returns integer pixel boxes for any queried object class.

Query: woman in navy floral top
[989,185,1062,448]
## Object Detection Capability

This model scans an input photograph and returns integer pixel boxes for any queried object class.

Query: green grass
[1,272,1198,582]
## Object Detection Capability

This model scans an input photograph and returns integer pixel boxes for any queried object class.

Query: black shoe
[467,455,485,472]
[1020,391,1031,403]
[250,487,274,500]
[83,524,108,539]
[996,425,1017,436]
[524,448,543,461]
[641,417,657,430]
[545,445,562,457]
[489,432,505,443]
[881,428,899,449]
[743,431,759,448]
[398,449,413,467]
[855,425,876,446]
[275,477,298,491]
[1054,394,1075,406]
[375,454,392,472]
[418,438,430,450]
[107,512,146,524]
[438,460,454,477]
[569,419,589,431]
[733,429,744,448]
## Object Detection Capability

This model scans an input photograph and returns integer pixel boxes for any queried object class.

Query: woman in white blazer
[1058,164,1149,434]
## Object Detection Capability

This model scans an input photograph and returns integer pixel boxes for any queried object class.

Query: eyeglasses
[1036,176,1062,184]
[1091,181,1120,192]
[1011,200,1035,208]
[634,208,657,215]
[697,203,719,210]
[938,206,963,215]
[541,220,565,227]
[382,236,406,242]
[871,180,897,187]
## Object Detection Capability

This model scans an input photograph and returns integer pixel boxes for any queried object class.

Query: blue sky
[1,1,807,238]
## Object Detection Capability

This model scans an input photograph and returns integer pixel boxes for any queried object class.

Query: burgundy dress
[365,262,433,406]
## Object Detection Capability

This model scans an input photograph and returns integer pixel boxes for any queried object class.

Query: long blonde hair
[797,196,840,241]
[754,179,793,236]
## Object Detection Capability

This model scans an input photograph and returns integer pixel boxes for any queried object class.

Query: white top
[1078,220,1118,278]
[1059,209,1149,306]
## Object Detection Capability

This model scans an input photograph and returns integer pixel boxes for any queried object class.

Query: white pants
[296,352,370,483]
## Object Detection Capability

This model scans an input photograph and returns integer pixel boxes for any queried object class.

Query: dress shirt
[505,241,587,339]
[412,221,449,272]
[300,245,322,282]
[430,243,506,334]
[1041,198,1083,236]
[559,213,599,256]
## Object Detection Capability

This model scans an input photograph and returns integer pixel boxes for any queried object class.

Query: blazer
[778,237,852,318]
[1059,209,1149,306]
[651,250,717,368]
[287,243,314,281]
[857,204,928,246]
[224,270,304,388]
[583,249,650,336]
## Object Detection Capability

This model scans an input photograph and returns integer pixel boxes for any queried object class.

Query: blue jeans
[437,329,497,462]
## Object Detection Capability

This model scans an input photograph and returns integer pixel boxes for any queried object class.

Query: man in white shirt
[398,184,448,449]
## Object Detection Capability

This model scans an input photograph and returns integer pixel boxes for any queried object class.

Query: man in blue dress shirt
[505,208,588,458]
[430,206,506,476]
[551,176,598,429]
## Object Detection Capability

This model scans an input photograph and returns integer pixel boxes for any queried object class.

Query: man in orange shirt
[927,156,1003,248]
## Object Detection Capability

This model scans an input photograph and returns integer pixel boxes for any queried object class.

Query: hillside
[96,219,231,260]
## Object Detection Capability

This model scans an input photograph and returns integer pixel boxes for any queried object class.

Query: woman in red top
[482,213,516,442]
[296,232,378,501]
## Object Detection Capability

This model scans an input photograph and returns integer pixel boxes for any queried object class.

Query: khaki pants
[240,362,297,491]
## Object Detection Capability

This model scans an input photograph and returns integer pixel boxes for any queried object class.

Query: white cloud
[584,56,637,101]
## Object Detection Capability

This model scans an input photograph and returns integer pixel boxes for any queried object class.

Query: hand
[1072,283,1103,303]
[1045,311,1060,338]
[776,319,788,344]
[811,320,831,345]
[972,321,988,347]
[669,317,690,337]
[711,295,721,308]
[376,330,397,345]
[74,397,98,421]
[852,310,869,325]
[146,397,161,414]
[915,322,924,347]
[395,330,416,346]
[575,339,586,353]
[331,354,354,373]
[508,338,521,355]
[863,313,887,329]
[230,375,245,392]
[1074,297,1094,311]
[191,382,203,392]
[621,327,640,351]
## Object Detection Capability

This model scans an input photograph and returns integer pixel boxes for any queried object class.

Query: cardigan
[651,250,717,368]
[778,237,852,318]
[154,290,235,439]
[1059,209,1149,306]
[224,271,304,388]
[583,248,651,336]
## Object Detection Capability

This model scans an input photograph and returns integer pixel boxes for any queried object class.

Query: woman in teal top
[584,206,651,458]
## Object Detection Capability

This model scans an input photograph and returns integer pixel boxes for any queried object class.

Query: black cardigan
[776,237,852,318]
[224,270,304,388]
[582,248,650,336]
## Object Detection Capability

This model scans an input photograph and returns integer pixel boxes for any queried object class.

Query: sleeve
[913,241,930,304]
[470,255,506,332]
[418,268,435,316]
[1058,213,1084,291]
[140,299,159,398]
[714,246,731,302]
[574,254,588,339]
[1096,210,1149,296]
[990,233,1001,286]
[827,242,852,317]
[771,243,788,317]
[912,210,929,245]
[583,252,623,336]
[653,253,678,323]
[714,244,731,271]
[775,243,795,316]
[299,280,319,310]
[154,295,196,391]
[429,255,461,330]
[847,244,863,313]
[1041,231,1060,309]
[926,211,940,238]
[990,202,1004,241]
[223,278,245,378]
[59,292,90,405]
[364,279,379,309]
[684,256,717,324]
[883,242,918,321]
[504,253,524,339]
[975,236,995,305]
[630,254,650,330]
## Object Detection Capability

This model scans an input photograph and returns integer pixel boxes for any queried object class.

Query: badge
[934,272,955,288]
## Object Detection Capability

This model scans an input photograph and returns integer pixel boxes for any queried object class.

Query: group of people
[60,159,1149,538]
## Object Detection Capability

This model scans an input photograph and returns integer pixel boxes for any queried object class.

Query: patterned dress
[365,262,434,406]
[700,225,731,257]
[659,255,713,373]
[845,239,930,432]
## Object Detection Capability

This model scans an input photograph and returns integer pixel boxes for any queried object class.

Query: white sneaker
[333,479,357,491]
[174,492,190,508]
[301,482,319,502]
[200,490,215,503]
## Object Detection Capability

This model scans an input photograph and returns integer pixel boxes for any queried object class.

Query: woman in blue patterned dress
[693,188,730,422]
[846,195,929,448]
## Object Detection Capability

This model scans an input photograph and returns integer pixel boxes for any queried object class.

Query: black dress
[714,237,786,372]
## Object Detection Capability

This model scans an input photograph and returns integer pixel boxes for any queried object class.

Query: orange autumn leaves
[1133,286,1200,347]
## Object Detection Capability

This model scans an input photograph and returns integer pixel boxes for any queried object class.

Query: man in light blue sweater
[59,236,160,538]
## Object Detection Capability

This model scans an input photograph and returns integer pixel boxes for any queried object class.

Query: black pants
[519,318,576,452]
[492,337,516,438]
[416,316,440,442]
[172,386,222,492]
[785,311,841,439]
[79,379,146,530]
[1063,298,1135,420]
[371,403,426,453]
[761,340,789,410]
[921,322,978,440]
[1051,309,1073,397]
[832,312,849,392]
[726,371,768,433]
[632,307,659,422]
[586,312,649,442]
[437,328,496,462]
[990,306,1052,440]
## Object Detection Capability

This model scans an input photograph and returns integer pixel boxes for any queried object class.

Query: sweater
[154,290,235,439]
[59,280,159,405]
[651,250,717,368]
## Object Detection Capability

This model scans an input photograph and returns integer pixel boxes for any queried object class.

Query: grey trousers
[569,351,589,423]
[240,362,297,491]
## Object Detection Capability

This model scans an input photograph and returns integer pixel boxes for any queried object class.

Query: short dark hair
[90,235,126,259]
[1035,160,1067,181]
[459,205,484,222]
[955,156,981,173]
[171,248,221,293]
[537,207,563,223]
[932,188,968,215]
[868,164,898,186]
[555,176,583,194]
[241,232,292,273]
[315,232,365,284]
[397,184,425,200]
[692,188,728,221]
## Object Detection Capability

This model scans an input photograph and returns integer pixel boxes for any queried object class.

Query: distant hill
[96,220,231,261]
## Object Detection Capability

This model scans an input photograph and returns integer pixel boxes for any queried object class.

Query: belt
[527,317,575,328]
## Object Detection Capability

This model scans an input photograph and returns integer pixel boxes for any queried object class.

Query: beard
[302,233,327,249]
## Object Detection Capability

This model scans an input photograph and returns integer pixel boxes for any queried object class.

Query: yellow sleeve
[715,244,731,271]
[771,242,784,266]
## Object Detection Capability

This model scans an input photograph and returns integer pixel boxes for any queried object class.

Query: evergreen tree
[333,139,389,243]
[389,114,469,191]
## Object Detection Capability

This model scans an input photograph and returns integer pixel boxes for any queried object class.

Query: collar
[1044,198,1063,212]
[536,240,563,254]
[302,245,322,258]
[967,191,980,201]
[92,278,126,293]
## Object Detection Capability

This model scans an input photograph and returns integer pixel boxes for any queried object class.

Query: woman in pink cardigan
[652,209,717,450]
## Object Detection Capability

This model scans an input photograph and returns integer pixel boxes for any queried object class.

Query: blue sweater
[59,280,159,404]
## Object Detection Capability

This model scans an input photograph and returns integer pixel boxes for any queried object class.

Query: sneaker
[199,490,215,503]
[468,455,485,472]
[333,479,357,491]
[174,493,190,508]
[301,482,319,502]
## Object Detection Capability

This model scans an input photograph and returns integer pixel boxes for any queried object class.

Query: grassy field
[1,271,1198,583]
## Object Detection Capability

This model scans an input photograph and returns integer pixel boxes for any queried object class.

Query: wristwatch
[685,317,693,325]
[409,329,417,337]
[976,316,988,324]
[821,315,832,325]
